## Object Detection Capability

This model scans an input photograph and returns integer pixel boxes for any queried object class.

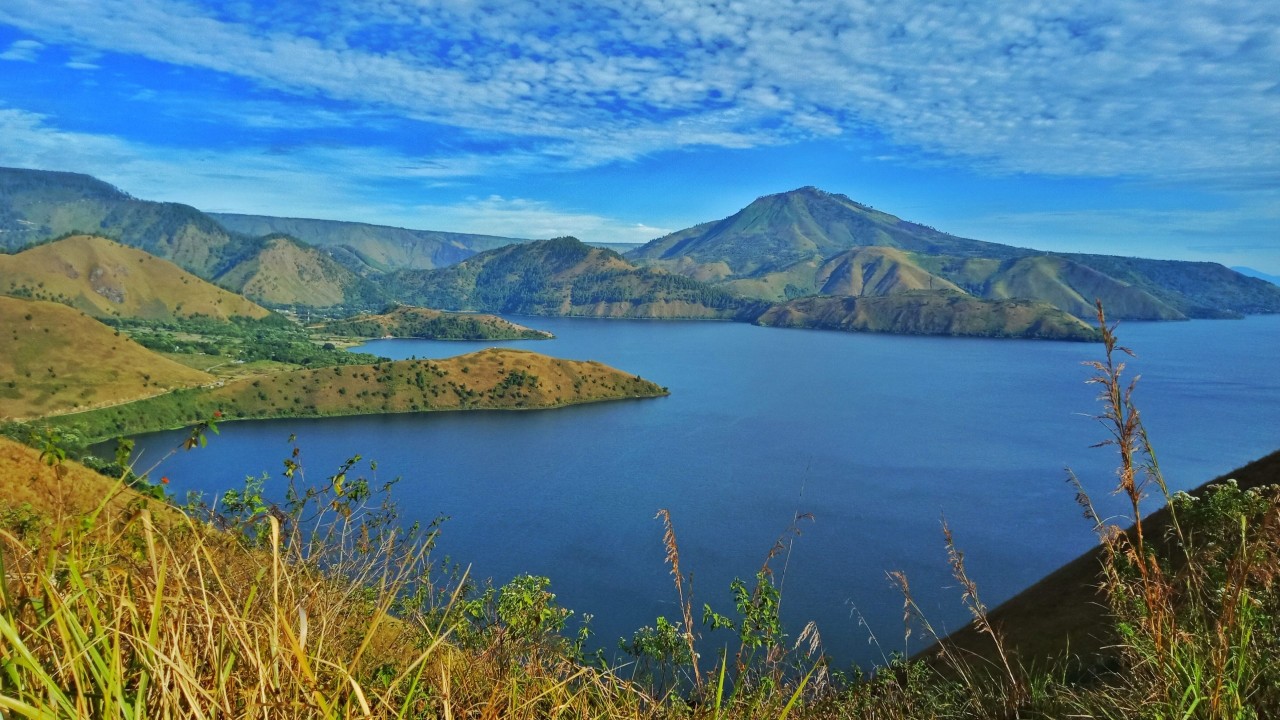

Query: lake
[126,314,1280,669]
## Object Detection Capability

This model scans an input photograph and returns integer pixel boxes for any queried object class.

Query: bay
[126,315,1280,669]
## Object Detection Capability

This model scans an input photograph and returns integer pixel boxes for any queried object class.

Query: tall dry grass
[0,437,654,719]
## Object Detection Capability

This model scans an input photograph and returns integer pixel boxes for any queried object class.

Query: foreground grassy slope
[755,291,1101,341]
[0,296,213,420]
[934,447,1280,668]
[48,348,666,441]
[0,235,270,320]
[314,305,552,340]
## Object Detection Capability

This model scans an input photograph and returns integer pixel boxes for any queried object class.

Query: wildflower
[213,410,223,418]
[161,476,170,485]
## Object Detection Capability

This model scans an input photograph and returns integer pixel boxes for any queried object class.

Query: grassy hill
[216,234,387,310]
[314,305,553,340]
[388,236,761,319]
[47,348,667,441]
[0,296,212,419]
[210,212,528,273]
[0,235,271,320]
[755,291,1101,340]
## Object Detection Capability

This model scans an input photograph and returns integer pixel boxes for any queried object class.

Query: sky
[0,0,1277,271]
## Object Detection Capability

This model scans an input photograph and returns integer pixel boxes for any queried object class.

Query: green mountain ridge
[756,291,1100,341]
[388,236,761,319]
[0,167,253,277]
[210,212,529,274]
[628,187,1280,320]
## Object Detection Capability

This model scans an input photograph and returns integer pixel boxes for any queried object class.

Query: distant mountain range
[1232,266,1280,286]
[627,186,1280,320]
[0,168,523,310]
[209,213,527,274]
[386,236,760,320]
[2,167,1276,339]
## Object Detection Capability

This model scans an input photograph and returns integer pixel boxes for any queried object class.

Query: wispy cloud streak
[1,0,1275,179]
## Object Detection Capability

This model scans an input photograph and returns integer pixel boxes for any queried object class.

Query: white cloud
[0,39,42,62]
[0,0,1272,183]
[409,196,670,243]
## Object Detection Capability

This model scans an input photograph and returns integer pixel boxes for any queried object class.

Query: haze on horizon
[0,1,1276,273]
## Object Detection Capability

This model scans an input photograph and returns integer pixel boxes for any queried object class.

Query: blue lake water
[126,315,1280,669]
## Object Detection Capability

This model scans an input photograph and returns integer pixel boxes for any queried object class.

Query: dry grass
[0,296,213,420]
[0,235,269,321]
[0,436,660,719]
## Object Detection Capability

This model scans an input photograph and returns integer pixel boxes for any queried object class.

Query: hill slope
[629,187,1280,319]
[755,291,1100,341]
[216,235,386,309]
[0,296,212,419]
[210,213,528,274]
[388,237,760,319]
[933,448,1280,668]
[314,305,552,340]
[49,348,667,441]
[0,235,270,320]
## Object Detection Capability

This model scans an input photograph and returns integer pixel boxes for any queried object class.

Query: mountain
[209,213,528,274]
[629,187,1280,319]
[216,234,387,310]
[387,236,761,319]
[0,167,252,277]
[0,168,382,311]
[0,296,212,419]
[631,186,1021,280]
[755,291,1100,341]
[313,305,553,340]
[0,235,270,321]
[1232,266,1280,286]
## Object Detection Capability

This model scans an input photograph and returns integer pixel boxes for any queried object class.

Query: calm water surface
[127,315,1280,668]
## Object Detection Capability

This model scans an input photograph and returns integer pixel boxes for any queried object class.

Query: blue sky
[1,0,1277,271]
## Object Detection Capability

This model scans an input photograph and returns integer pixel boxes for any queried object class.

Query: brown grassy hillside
[313,305,552,340]
[816,246,963,296]
[49,348,667,441]
[0,235,270,320]
[217,235,383,308]
[0,296,213,420]
[0,436,169,522]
